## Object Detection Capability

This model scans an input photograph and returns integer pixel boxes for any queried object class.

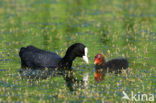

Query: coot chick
[94,53,128,82]
[19,43,89,91]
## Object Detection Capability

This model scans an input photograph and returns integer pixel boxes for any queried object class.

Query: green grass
[0,0,156,102]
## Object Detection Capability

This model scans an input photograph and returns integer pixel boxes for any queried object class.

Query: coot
[19,43,88,70]
[19,43,89,91]
[94,53,128,82]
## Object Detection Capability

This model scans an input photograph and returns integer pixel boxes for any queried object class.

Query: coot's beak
[83,55,89,64]
[83,47,89,64]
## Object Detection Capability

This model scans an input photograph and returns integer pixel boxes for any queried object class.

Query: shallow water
[0,0,156,102]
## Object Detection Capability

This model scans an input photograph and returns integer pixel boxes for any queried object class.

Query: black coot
[19,43,88,70]
[94,53,128,82]
[19,43,89,91]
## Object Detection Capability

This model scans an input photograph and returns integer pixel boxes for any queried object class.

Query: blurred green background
[0,0,155,102]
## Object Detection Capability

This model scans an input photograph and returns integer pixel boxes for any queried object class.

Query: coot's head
[94,53,105,65]
[64,43,89,64]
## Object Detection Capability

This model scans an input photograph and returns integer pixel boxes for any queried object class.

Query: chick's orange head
[94,53,104,65]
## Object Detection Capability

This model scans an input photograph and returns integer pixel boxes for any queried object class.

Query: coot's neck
[101,60,106,66]
[96,60,106,69]
[58,53,76,70]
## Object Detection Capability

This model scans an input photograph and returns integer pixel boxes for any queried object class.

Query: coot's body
[19,43,88,70]
[19,46,61,69]
[19,43,89,91]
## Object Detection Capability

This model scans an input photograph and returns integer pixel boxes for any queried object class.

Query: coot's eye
[97,55,101,59]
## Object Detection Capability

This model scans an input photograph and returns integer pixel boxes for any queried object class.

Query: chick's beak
[94,60,97,64]
[94,59,99,64]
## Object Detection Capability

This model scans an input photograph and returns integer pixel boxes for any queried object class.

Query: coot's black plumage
[19,43,88,70]
[94,53,129,82]
[19,46,61,69]
[19,43,89,91]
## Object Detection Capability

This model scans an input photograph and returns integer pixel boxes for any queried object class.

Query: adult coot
[94,53,128,82]
[19,43,88,70]
[19,43,89,91]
